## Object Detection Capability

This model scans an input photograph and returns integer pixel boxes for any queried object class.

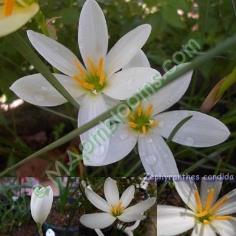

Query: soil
[10,222,36,236]
[46,201,80,227]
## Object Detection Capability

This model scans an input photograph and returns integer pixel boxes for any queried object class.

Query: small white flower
[157,179,236,236]
[10,0,157,164]
[80,177,156,229]
[0,0,39,37]
[92,62,230,176]
[30,185,53,225]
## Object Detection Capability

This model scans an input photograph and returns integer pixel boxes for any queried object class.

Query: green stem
[1,33,236,177]
[8,33,80,109]
[37,224,43,236]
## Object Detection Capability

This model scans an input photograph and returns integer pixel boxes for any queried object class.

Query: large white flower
[0,0,39,37]
[91,57,230,175]
[80,177,156,229]
[10,0,158,164]
[157,178,236,236]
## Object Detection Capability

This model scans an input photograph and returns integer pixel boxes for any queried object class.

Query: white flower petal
[104,67,160,100]
[117,213,144,223]
[200,178,223,208]
[10,73,81,106]
[27,30,80,76]
[155,110,230,147]
[157,205,195,236]
[191,223,216,236]
[30,186,53,225]
[215,189,236,215]
[0,3,39,37]
[85,188,110,212]
[174,180,198,211]
[84,124,138,166]
[106,24,151,75]
[149,65,193,115]
[78,0,108,67]
[104,177,119,206]
[211,218,236,236]
[120,185,135,208]
[80,213,116,229]
[122,50,150,69]
[138,129,179,176]
[78,94,110,165]
[121,197,156,219]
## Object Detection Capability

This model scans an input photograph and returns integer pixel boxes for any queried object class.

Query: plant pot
[79,224,128,236]
[43,223,79,236]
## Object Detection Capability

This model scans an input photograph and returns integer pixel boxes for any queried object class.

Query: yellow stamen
[194,190,203,212]
[128,122,137,128]
[98,58,105,85]
[209,196,229,214]
[150,120,159,128]
[137,104,142,117]
[205,188,215,211]
[211,215,233,221]
[75,61,86,77]
[142,125,147,134]
[78,78,95,90]
[145,105,153,116]
[3,0,14,17]
[203,219,210,224]
[87,58,97,75]
[111,202,124,216]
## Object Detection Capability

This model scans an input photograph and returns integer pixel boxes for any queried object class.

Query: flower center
[73,57,107,95]
[127,103,158,134]
[111,202,124,217]
[3,0,15,16]
[194,188,232,224]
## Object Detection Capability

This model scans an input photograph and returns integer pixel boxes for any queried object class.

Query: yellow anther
[3,0,15,16]
[98,58,105,85]
[87,58,97,75]
[75,61,86,77]
[77,78,95,90]
[194,190,203,212]
[203,219,210,224]
[137,104,142,117]
[211,215,233,221]
[142,125,147,134]
[205,188,215,211]
[209,196,229,215]
[111,202,124,216]
[128,122,137,128]
[146,105,153,116]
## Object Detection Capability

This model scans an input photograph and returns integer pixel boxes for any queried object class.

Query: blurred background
[0,0,236,178]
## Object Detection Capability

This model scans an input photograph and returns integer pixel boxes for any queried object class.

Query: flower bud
[30,186,53,225]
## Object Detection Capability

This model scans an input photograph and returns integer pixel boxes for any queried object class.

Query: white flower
[91,60,230,176]
[30,185,53,225]
[0,0,39,37]
[80,177,156,229]
[157,179,236,236]
[10,0,157,164]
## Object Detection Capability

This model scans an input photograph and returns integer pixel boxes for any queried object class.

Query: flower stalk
[7,32,80,109]
[1,33,236,177]
[37,224,43,236]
